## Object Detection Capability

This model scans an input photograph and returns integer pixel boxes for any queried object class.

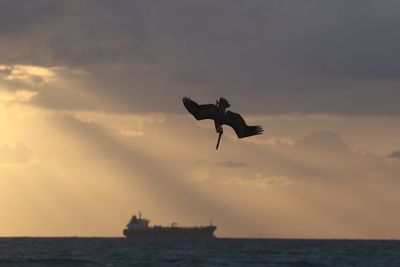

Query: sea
[0,238,398,267]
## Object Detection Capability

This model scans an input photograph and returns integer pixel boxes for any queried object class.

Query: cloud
[0,1,399,115]
[266,137,295,147]
[215,160,247,168]
[0,65,56,84]
[226,174,291,188]
[0,90,38,104]
[294,130,351,154]
[189,165,210,183]
[387,150,400,159]
[0,142,32,164]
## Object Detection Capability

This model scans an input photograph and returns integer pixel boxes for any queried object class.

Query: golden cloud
[0,90,38,104]
[0,65,58,84]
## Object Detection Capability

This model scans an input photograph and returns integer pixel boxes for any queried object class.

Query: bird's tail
[216,131,223,150]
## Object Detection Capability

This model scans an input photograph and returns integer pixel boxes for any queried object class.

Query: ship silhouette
[123,213,217,238]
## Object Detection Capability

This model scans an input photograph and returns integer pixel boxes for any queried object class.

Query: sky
[1,0,400,238]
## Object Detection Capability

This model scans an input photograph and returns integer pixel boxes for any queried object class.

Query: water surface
[0,238,398,266]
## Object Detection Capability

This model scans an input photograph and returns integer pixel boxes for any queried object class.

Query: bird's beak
[216,131,223,150]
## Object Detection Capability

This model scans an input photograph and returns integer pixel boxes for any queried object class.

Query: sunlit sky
[1,0,400,238]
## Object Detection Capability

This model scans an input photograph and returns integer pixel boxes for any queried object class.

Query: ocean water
[0,238,399,267]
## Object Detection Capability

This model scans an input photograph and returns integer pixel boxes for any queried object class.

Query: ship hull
[123,226,217,239]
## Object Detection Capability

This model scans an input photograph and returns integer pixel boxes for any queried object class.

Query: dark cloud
[387,150,400,159]
[1,0,400,115]
[0,0,65,36]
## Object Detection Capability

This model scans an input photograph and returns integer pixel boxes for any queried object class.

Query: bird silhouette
[182,97,263,149]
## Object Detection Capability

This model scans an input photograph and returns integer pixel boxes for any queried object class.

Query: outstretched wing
[182,97,218,121]
[224,111,263,138]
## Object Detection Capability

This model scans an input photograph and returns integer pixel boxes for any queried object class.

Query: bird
[182,97,263,149]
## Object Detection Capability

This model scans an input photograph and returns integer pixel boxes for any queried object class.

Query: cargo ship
[123,213,217,238]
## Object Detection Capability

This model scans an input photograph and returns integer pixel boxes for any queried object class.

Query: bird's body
[182,97,263,149]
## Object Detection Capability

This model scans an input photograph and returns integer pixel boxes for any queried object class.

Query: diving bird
[182,97,263,150]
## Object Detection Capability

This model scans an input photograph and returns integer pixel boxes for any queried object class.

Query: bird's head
[217,97,231,108]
